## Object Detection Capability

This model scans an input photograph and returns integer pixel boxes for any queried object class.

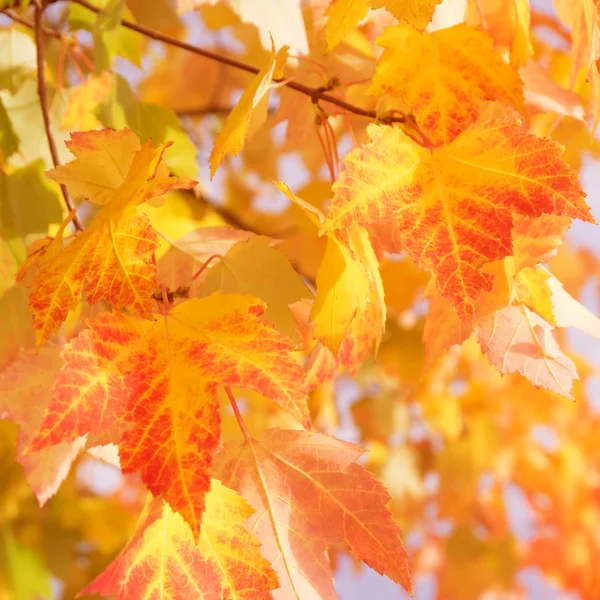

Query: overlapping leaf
[29,293,310,537]
[200,235,312,340]
[276,181,385,366]
[215,428,412,599]
[325,120,592,321]
[0,347,85,506]
[369,24,525,145]
[477,304,578,397]
[83,481,278,600]
[19,129,196,346]
[324,0,443,50]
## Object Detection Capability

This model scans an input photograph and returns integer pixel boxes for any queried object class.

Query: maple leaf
[200,235,312,341]
[215,428,412,599]
[477,304,578,397]
[276,181,385,363]
[369,23,525,145]
[29,293,310,537]
[325,120,592,321]
[83,481,278,600]
[0,347,85,506]
[156,226,254,296]
[511,214,571,271]
[511,265,557,325]
[20,129,196,346]
[209,44,288,177]
[466,0,533,67]
[324,0,442,51]
[47,128,143,206]
[520,61,585,120]
[61,72,113,131]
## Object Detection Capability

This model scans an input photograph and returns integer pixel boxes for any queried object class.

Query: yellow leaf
[369,23,525,145]
[61,72,113,132]
[48,128,142,206]
[209,44,288,177]
[83,482,278,599]
[201,235,312,340]
[324,0,442,51]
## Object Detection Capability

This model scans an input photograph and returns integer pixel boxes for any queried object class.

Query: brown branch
[3,8,65,39]
[34,3,84,231]
[177,104,277,117]
[70,0,404,124]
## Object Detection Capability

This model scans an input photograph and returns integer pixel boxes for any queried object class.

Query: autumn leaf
[47,128,142,206]
[200,235,313,340]
[325,120,592,321]
[555,0,600,76]
[156,226,254,295]
[520,61,585,120]
[20,129,196,346]
[477,304,578,397]
[369,24,525,145]
[511,265,556,325]
[276,181,385,363]
[0,347,85,506]
[466,0,533,67]
[511,214,571,271]
[61,72,113,131]
[83,481,278,600]
[215,428,412,599]
[324,0,442,51]
[209,44,288,177]
[29,293,310,537]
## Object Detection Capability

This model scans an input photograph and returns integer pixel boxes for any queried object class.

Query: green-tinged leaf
[1,161,64,242]
[98,75,198,178]
[69,0,142,70]
[1,530,51,600]
[201,235,313,340]
[0,80,71,168]
[0,99,18,160]
[0,30,36,94]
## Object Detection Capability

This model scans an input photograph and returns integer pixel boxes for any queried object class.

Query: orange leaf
[511,214,571,271]
[477,304,578,397]
[23,130,196,346]
[215,428,412,598]
[83,481,278,599]
[369,24,525,145]
[325,120,592,321]
[29,293,309,537]
[0,347,85,505]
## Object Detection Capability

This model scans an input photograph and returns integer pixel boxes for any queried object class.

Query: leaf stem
[69,0,405,125]
[189,253,222,284]
[34,3,84,231]
[225,387,252,444]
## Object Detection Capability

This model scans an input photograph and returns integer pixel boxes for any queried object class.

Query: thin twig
[4,8,63,38]
[70,0,404,124]
[177,104,277,117]
[34,3,84,231]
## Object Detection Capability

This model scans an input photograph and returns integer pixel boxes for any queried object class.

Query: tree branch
[34,3,84,231]
[70,0,404,124]
[3,8,64,38]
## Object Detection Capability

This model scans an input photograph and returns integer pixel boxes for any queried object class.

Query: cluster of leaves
[1,0,600,598]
